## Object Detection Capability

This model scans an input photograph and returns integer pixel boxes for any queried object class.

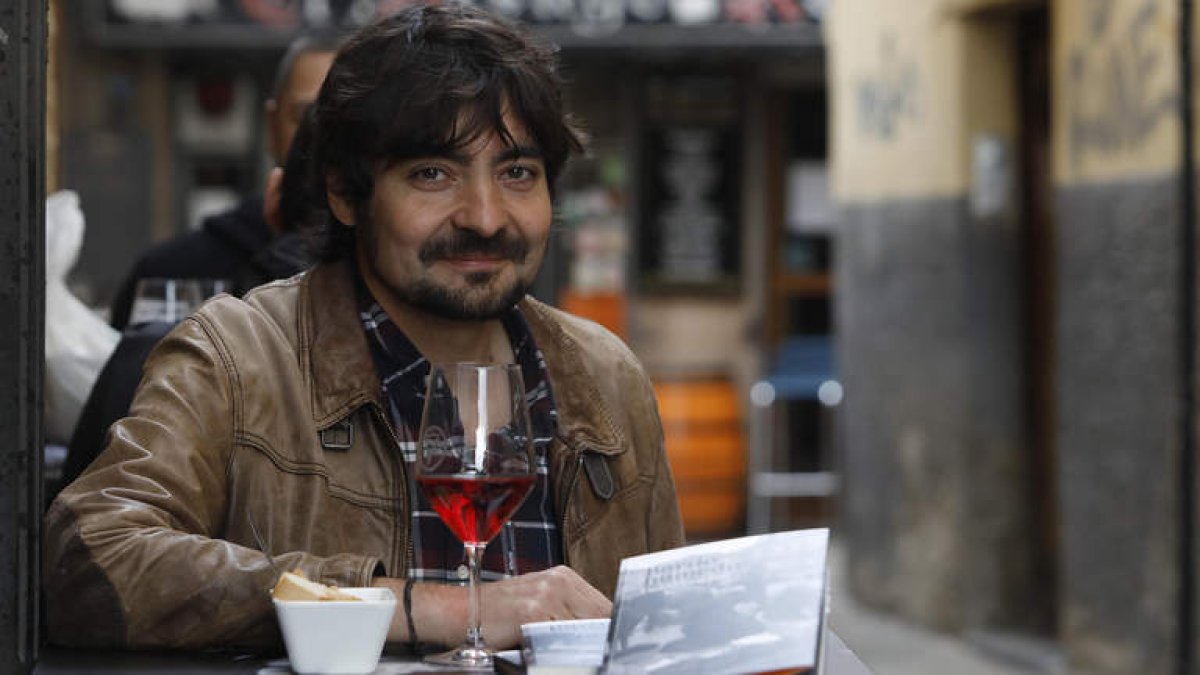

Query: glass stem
[465,542,486,652]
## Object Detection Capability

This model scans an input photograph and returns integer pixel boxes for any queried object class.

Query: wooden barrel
[559,289,626,340]
[653,377,746,537]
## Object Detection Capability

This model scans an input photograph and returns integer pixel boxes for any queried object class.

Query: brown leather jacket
[43,260,684,649]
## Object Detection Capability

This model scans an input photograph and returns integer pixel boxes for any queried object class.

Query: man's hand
[479,566,612,648]
[374,566,611,650]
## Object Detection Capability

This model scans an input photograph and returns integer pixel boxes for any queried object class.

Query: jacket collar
[301,259,383,429]
[299,259,625,454]
[519,298,625,455]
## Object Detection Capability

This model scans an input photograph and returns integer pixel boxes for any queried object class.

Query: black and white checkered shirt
[356,279,563,583]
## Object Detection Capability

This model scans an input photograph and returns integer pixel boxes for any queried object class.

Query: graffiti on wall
[855,32,921,142]
[1067,0,1178,167]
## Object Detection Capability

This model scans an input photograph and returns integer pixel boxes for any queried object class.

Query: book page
[606,528,829,674]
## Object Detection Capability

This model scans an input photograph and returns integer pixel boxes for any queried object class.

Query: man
[107,34,338,330]
[44,5,685,651]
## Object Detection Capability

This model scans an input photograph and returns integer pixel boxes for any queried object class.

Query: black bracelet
[404,578,419,654]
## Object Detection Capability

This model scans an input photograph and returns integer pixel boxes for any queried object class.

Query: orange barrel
[653,376,746,537]
[559,289,627,340]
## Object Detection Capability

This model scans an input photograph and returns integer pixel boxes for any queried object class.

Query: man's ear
[263,167,284,234]
[326,174,356,226]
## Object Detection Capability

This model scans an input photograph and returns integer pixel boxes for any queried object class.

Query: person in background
[56,109,324,498]
[106,32,338,331]
[43,4,684,652]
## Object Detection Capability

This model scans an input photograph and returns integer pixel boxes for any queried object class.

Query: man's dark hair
[279,105,323,235]
[309,3,586,261]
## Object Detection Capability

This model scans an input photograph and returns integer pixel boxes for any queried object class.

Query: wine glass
[128,277,229,326]
[417,363,536,669]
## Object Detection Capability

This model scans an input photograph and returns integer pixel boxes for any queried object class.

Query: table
[36,631,874,674]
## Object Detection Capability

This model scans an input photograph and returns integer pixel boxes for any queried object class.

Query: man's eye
[412,167,445,182]
[503,165,539,181]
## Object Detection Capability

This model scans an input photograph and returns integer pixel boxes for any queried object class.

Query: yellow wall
[833,0,1182,193]
[961,18,1018,149]
[1052,0,1180,186]
[829,0,1021,203]
[829,0,961,201]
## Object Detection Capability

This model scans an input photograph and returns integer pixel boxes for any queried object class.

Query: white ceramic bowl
[273,587,396,674]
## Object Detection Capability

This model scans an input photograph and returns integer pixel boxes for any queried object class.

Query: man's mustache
[419,231,529,265]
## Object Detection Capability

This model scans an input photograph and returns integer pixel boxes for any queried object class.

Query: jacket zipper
[558,440,584,567]
[367,403,414,578]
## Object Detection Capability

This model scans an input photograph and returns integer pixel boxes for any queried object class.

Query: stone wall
[831,2,1194,668]
[828,0,1038,635]
[1051,0,1186,671]
[1055,175,1182,675]
[837,196,1036,632]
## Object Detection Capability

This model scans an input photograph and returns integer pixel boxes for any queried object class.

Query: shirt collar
[354,273,559,442]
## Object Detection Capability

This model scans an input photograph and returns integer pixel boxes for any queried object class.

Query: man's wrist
[410,581,467,648]
[372,577,466,648]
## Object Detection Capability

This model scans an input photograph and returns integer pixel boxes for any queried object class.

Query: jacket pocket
[565,441,650,534]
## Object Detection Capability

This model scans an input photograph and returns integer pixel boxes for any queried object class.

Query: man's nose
[454,181,507,237]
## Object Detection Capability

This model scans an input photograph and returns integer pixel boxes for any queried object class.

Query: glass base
[423,645,493,670]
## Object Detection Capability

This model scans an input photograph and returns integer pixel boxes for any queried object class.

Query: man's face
[333,113,553,321]
[266,49,335,164]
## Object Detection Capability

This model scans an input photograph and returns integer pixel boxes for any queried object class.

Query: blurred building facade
[828,0,1193,673]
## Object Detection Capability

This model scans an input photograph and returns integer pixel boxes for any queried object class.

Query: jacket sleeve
[636,368,686,553]
[647,431,687,552]
[42,316,378,649]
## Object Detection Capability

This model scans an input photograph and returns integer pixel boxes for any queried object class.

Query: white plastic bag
[44,190,120,445]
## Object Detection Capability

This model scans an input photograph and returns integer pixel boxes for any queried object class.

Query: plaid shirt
[356,280,563,583]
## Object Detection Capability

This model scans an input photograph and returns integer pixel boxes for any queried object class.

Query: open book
[603,528,830,674]
[498,528,830,674]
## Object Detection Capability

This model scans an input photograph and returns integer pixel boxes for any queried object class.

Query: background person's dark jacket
[62,225,313,500]
[108,196,273,331]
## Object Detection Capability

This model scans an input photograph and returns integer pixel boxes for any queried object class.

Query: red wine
[418,474,536,544]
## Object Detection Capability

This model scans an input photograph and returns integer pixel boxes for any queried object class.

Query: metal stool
[747,336,842,534]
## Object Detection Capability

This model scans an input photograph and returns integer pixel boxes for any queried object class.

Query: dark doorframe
[1016,6,1057,637]
[1177,1,1196,673]
[0,0,47,671]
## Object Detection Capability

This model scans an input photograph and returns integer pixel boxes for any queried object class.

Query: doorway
[757,83,837,531]
[1016,6,1058,637]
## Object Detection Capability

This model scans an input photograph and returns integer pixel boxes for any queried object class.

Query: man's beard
[367,225,537,321]
[401,272,532,320]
